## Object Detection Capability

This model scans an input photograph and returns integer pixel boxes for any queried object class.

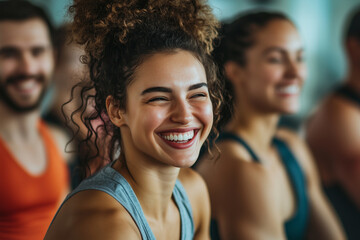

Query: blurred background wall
[8,0,360,129]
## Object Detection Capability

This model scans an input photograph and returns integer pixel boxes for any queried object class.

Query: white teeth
[161,130,195,142]
[16,79,37,91]
[278,85,299,94]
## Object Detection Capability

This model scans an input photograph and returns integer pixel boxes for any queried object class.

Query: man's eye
[0,49,18,58]
[32,48,45,57]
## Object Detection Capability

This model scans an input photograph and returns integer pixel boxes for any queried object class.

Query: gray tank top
[59,163,194,239]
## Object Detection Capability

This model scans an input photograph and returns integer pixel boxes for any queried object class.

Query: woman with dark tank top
[196,11,346,239]
[44,0,223,239]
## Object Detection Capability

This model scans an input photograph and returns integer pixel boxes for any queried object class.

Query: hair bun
[70,0,219,59]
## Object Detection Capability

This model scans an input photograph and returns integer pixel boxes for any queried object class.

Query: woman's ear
[223,61,244,87]
[106,95,126,127]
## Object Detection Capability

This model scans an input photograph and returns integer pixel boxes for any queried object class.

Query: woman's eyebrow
[262,46,304,55]
[188,82,208,91]
[141,82,208,95]
[141,87,172,95]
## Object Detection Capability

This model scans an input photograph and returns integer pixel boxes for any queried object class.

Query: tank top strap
[173,179,195,240]
[59,164,156,239]
[54,164,194,239]
[335,85,360,107]
[272,137,309,240]
[217,132,261,163]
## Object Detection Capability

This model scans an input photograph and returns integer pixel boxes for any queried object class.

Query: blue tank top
[54,163,194,240]
[211,132,309,240]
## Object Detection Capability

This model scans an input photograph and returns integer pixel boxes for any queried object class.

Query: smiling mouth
[14,79,39,93]
[160,130,194,142]
[277,85,300,95]
[158,129,199,149]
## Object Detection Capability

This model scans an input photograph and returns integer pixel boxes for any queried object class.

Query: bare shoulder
[45,189,140,240]
[198,140,275,210]
[309,95,360,148]
[308,95,360,131]
[197,139,271,192]
[178,168,208,202]
[196,141,284,238]
[326,95,360,131]
[196,140,257,178]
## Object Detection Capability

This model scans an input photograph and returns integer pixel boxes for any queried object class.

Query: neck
[0,103,40,142]
[114,133,180,221]
[225,98,279,153]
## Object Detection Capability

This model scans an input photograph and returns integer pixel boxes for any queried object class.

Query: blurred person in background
[0,1,70,239]
[45,24,87,129]
[44,24,111,187]
[196,10,345,240]
[44,24,86,189]
[44,23,111,188]
[306,6,360,240]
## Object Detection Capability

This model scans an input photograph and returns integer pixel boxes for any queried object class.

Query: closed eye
[147,96,169,103]
[190,93,207,98]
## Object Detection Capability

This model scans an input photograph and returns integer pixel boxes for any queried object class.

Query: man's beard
[0,74,47,113]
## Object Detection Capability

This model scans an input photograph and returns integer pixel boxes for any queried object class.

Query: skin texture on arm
[306,96,360,208]
[44,190,141,240]
[197,142,286,240]
[179,168,211,240]
[278,128,346,240]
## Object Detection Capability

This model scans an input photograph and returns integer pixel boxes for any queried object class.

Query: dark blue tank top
[335,85,360,106]
[211,132,309,240]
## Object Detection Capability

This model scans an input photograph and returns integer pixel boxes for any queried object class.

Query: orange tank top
[0,120,69,240]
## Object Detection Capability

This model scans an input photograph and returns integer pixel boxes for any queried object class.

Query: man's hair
[345,5,360,40]
[0,0,54,44]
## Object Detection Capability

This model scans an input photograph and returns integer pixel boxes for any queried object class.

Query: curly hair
[213,10,291,129]
[66,0,223,178]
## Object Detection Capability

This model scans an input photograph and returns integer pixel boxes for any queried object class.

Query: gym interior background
[17,0,360,130]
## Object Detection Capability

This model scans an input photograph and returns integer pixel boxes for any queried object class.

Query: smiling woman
[195,10,346,240]
[44,0,222,239]
[115,51,214,168]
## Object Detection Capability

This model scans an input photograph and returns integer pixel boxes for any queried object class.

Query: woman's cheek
[198,101,213,131]
[142,108,168,130]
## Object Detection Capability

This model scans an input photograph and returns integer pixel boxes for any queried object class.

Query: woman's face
[238,19,306,114]
[116,50,213,168]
